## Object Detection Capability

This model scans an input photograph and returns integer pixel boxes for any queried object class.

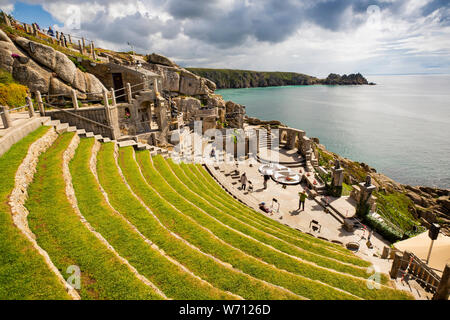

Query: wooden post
[103,89,110,109]
[26,96,35,117]
[110,88,116,106]
[78,40,83,55]
[0,106,13,129]
[91,42,96,60]
[71,89,79,110]
[381,246,390,259]
[433,263,450,300]
[401,251,411,270]
[126,83,132,103]
[68,34,72,44]
[36,91,45,116]
[82,37,86,51]
[390,252,402,279]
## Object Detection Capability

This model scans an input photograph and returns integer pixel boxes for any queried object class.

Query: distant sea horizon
[217,74,450,189]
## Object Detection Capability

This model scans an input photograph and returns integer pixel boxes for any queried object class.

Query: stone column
[36,91,45,115]
[153,78,159,96]
[26,96,35,117]
[433,263,450,300]
[381,246,390,259]
[0,106,13,129]
[287,129,297,149]
[126,83,133,103]
[357,175,376,214]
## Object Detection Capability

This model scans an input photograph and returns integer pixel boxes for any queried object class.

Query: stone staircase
[43,117,169,155]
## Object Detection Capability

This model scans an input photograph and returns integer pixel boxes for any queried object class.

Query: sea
[217,74,450,189]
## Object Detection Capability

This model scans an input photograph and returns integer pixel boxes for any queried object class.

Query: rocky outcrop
[225,101,245,128]
[314,143,450,234]
[172,96,202,122]
[321,73,370,85]
[0,29,105,99]
[145,53,178,67]
[187,68,374,88]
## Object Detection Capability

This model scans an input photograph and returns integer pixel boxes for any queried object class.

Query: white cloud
[5,0,450,75]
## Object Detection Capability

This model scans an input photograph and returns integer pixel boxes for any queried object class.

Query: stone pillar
[32,24,38,36]
[126,83,132,103]
[332,161,344,188]
[71,89,79,110]
[36,91,45,115]
[0,106,13,129]
[287,129,297,149]
[433,263,450,300]
[26,96,35,117]
[153,78,159,96]
[357,175,376,214]
[110,88,116,107]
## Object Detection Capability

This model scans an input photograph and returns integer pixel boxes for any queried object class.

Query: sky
[1,0,450,77]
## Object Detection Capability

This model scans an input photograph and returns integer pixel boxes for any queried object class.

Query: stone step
[135,143,148,151]
[94,135,103,141]
[44,119,61,127]
[118,140,137,148]
[67,126,77,132]
[102,137,111,143]
[85,132,95,138]
[55,122,69,133]
[76,129,86,135]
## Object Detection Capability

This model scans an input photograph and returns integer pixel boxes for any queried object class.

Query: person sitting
[259,202,272,214]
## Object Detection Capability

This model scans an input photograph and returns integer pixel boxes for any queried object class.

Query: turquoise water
[217,75,450,188]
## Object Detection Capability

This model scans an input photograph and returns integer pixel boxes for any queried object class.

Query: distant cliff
[186,68,373,89]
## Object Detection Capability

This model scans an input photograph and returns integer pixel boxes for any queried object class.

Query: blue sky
[1,0,449,77]
[11,2,60,28]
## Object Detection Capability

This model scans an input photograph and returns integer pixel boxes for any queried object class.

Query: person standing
[298,190,307,211]
[240,172,248,191]
[263,174,270,190]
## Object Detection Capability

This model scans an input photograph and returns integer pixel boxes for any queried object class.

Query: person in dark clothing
[263,174,270,190]
[47,26,54,37]
[240,173,248,190]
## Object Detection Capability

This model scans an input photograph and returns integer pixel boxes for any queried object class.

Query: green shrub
[363,214,403,243]
[0,83,28,107]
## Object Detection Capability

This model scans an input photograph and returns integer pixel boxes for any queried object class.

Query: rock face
[172,96,202,122]
[0,30,105,98]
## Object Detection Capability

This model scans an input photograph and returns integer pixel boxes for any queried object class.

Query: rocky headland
[187,68,373,89]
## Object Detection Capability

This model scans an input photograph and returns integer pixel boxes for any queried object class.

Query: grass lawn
[0,125,70,300]
[71,138,233,300]
[100,142,297,300]
[25,133,163,300]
